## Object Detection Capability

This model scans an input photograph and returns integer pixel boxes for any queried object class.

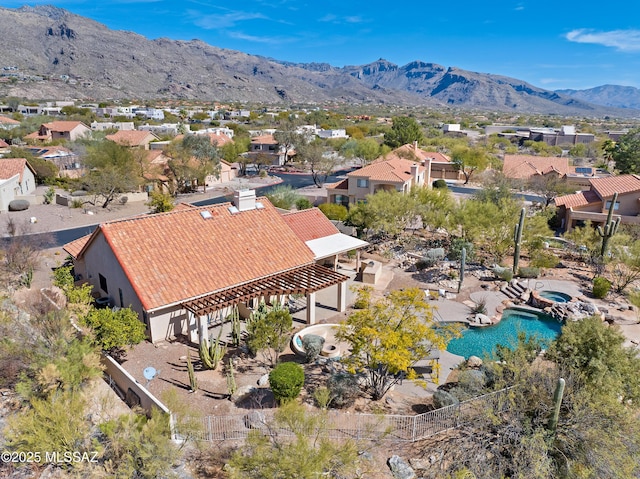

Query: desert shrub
[432,179,448,189]
[70,199,84,208]
[433,389,459,409]
[269,362,304,404]
[71,190,88,197]
[493,266,513,282]
[518,267,540,278]
[448,238,474,261]
[8,199,29,211]
[295,198,313,210]
[318,203,348,221]
[468,297,487,315]
[449,369,487,401]
[530,250,559,268]
[312,387,332,409]
[592,276,611,299]
[326,373,360,409]
[301,334,324,363]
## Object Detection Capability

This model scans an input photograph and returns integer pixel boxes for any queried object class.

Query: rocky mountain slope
[556,84,640,110]
[0,5,634,116]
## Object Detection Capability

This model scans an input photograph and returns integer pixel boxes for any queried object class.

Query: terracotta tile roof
[325,178,348,190]
[251,134,278,145]
[385,143,451,164]
[589,174,640,199]
[0,158,31,182]
[348,157,424,183]
[106,130,158,146]
[0,115,20,125]
[63,234,91,258]
[281,208,340,242]
[554,190,600,208]
[205,133,234,147]
[70,199,315,311]
[503,155,569,180]
[42,121,87,132]
[0,139,9,148]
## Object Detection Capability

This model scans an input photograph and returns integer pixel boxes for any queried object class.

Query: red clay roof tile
[282,208,339,242]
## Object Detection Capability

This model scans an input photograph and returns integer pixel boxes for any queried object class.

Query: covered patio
[182,263,350,344]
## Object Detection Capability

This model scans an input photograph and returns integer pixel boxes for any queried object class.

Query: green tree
[383,116,424,148]
[273,124,304,166]
[340,138,380,166]
[526,174,576,208]
[245,306,293,366]
[451,145,490,184]
[165,134,221,193]
[146,189,174,213]
[337,287,459,400]
[83,140,140,208]
[611,127,640,173]
[318,203,348,221]
[83,307,146,358]
[294,139,338,187]
[228,401,361,478]
[265,184,302,210]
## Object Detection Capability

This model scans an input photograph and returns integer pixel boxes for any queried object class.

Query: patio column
[356,250,361,272]
[337,281,347,312]
[306,291,316,325]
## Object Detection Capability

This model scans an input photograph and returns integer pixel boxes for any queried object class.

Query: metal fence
[173,387,513,443]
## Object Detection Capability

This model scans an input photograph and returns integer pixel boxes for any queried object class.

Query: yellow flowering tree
[337,287,460,400]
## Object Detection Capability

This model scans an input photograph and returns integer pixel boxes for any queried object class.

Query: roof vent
[200,210,213,219]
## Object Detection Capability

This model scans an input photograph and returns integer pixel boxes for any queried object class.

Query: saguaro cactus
[226,359,237,399]
[186,350,198,392]
[513,207,526,274]
[199,328,226,370]
[229,305,241,347]
[597,192,620,257]
[547,377,565,434]
[457,247,466,293]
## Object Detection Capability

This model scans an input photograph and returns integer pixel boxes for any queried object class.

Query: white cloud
[319,14,365,24]
[189,10,268,29]
[566,29,640,52]
[227,31,291,45]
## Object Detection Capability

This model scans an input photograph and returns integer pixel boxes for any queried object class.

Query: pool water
[539,290,572,303]
[446,308,562,359]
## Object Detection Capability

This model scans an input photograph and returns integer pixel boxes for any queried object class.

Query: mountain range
[1,5,638,117]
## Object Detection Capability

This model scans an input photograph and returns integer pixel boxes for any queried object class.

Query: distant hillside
[0,5,635,116]
[556,85,640,110]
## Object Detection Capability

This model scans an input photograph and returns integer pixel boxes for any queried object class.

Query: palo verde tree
[337,287,460,400]
[383,116,424,148]
[451,145,490,185]
[83,140,141,208]
[165,134,221,193]
[294,138,338,187]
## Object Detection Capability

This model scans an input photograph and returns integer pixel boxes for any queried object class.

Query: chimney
[413,140,418,151]
[233,189,257,211]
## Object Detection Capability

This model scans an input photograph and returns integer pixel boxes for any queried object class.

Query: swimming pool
[539,290,572,303]
[446,308,562,359]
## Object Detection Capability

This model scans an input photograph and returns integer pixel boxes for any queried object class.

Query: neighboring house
[24,121,91,143]
[325,142,459,206]
[0,139,10,156]
[63,191,350,343]
[554,174,640,231]
[0,115,20,129]
[486,125,595,146]
[248,134,290,165]
[90,121,135,131]
[205,160,237,187]
[0,158,37,211]
[317,129,349,139]
[502,154,610,189]
[106,130,160,150]
[27,145,82,177]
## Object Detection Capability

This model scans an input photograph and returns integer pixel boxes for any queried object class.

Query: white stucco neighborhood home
[0,158,37,211]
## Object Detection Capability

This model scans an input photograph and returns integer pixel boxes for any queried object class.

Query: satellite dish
[143,366,157,387]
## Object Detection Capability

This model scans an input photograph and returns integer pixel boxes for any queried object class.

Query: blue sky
[5,0,640,90]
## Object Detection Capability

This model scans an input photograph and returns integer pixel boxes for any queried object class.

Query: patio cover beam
[181,264,348,317]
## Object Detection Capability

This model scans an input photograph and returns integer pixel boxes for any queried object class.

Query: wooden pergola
[182,263,348,319]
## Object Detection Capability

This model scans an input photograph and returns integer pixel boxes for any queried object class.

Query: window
[356,178,369,188]
[99,273,108,294]
[119,288,124,308]
[605,200,620,211]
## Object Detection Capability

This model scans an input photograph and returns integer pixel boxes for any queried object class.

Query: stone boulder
[467,356,483,368]
[388,455,416,479]
[243,410,266,429]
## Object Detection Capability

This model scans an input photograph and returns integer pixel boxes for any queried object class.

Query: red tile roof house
[0,158,37,211]
[553,175,640,231]
[105,130,160,150]
[325,142,459,206]
[24,121,91,143]
[63,191,362,344]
